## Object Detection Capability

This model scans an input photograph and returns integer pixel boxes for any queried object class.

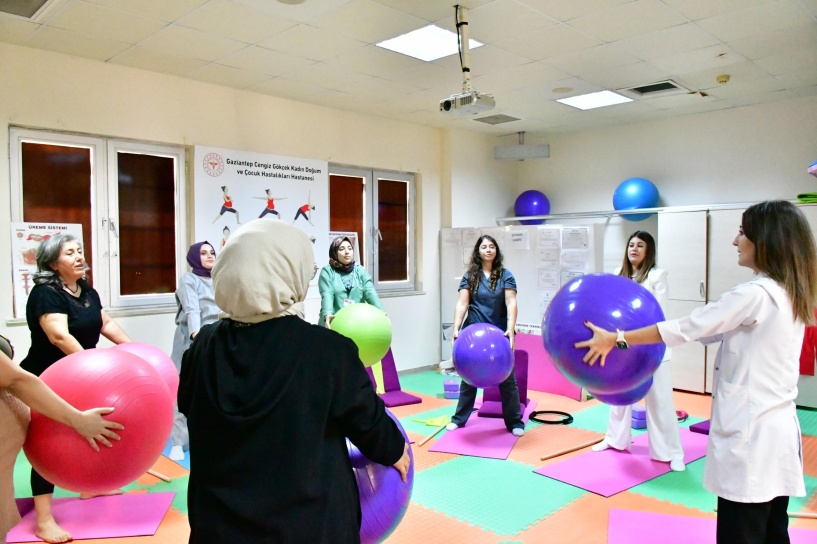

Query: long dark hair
[742,200,817,324]
[618,231,656,285]
[465,235,504,293]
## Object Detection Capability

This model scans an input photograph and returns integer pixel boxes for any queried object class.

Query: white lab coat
[658,275,805,503]
[603,268,684,462]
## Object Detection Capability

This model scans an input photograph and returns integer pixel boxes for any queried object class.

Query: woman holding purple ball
[577,201,817,544]
[447,235,525,436]
[591,231,685,471]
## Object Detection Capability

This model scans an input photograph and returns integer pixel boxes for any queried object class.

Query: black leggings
[31,467,55,497]
[717,495,790,544]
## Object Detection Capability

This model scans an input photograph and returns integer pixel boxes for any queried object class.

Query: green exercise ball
[331,304,391,367]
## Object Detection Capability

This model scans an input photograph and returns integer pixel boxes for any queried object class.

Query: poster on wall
[193,146,329,297]
[10,222,83,318]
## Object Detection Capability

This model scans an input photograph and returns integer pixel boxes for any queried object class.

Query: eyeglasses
[312,265,319,280]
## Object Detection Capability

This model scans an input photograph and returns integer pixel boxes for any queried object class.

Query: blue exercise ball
[514,190,550,225]
[613,178,659,221]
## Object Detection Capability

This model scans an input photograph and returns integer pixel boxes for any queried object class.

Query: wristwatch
[615,329,629,349]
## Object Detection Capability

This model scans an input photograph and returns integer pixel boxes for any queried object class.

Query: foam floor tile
[628,456,714,513]
[411,443,459,472]
[412,455,586,536]
[385,503,501,544]
[565,402,619,434]
[131,476,190,515]
[798,408,817,437]
[804,435,817,478]
[508,424,603,467]
[789,474,817,514]
[399,405,459,437]
[398,371,453,398]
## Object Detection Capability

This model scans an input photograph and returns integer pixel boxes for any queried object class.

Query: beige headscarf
[212,219,315,323]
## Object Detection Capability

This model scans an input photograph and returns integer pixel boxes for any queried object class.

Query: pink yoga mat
[534,427,708,497]
[429,401,538,459]
[515,333,582,400]
[8,492,175,543]
[607,509,817,544]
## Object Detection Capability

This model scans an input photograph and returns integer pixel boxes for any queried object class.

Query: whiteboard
[440,224,605,359]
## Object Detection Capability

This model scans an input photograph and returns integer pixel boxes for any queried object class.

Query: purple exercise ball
[514,190,550,225]
[348,409,413,544]
[453,323,513,388]
[590,377,653,406]
[541,273,665,394]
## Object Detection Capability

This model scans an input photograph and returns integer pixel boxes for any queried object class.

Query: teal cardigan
[318,264,384,326]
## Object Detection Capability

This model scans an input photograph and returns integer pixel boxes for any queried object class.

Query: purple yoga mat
[428,401,538,459]
[534,427,708,497]
[607,509,817,544]
[8,492,175,543]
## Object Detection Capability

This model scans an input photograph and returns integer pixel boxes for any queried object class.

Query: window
[9,128,187,310]
[328,166,415,292]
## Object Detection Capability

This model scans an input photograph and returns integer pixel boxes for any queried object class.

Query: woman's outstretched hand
[504,329,515,350]
[392,443,411,483]
[573,321,616,367]
[70,407,124,451]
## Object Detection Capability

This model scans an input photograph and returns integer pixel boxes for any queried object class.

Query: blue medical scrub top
[458,269,517,329]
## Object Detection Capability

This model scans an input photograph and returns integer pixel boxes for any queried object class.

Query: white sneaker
[591,440,611,452]
[446,423,459,431]
[670,459,686,472]
[512,428,525,437]
[169,445,185,461]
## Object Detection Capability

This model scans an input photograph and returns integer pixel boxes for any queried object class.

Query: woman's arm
[177,275,203,338]
[100,310,131,345]
[318,267,338,327]
[505,289,518,350]
[40,313,85,355]
[452,289,470,340]
[0,352,122,450]
[574,322,663,367]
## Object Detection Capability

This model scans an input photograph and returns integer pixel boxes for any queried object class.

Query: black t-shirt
[20,283,103,376]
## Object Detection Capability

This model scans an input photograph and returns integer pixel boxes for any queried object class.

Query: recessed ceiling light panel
[376,25,483,62]
[557,90,632,110]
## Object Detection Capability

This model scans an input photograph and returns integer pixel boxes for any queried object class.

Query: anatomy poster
[10,222,83,318]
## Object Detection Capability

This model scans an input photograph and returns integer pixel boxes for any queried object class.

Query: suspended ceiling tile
[566,0,688,43]
[330,44,424,77]
[518,0,639,23]
[610,22,720,60]
[680,61,772,91]
[648,43,747,75]
[472,61,571,93]
[727,23,817,61]
[258,24,366,62]
[110,46,208,76]
[753,48,817,77]
[138,24,248,62]
[217,45,315,76]
[175,0,297,44]
[370,0,493,23]
[548,44,641,76]
[457,0,558,44]
[494,24,602,61]
[82,0,209,24]
[285,61,375,93]
[695,0,808,43]
[309,0,427,44]
[248,76,330,99]
[24,25,130,61]
[659,0,772,21]
[187,62,272,89]
[45,0,166,44]
[0,15,40,43]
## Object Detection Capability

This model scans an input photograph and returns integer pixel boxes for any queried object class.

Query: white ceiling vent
[618,80,691,99]
[0,0,59,20]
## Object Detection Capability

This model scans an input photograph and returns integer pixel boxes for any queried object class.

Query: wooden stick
[418,424,448,447]
[713,508,817,519]
[147,469,170,482]
[540,438,604,461]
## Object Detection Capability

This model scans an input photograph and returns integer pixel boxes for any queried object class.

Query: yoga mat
[8,492,175,543]
[607,509,817,544]
[515,333,582,400]
[534,427,708,497]
[429,401,537,459]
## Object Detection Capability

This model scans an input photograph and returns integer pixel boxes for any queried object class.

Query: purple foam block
[631,417,647,429]
[632,405,647,420]
[689,419,710,435]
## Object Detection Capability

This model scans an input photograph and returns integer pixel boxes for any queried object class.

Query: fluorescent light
[376,25,483,62]
[557,90,632,110]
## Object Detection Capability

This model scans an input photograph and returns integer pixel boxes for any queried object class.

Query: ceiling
[1,0,816,137]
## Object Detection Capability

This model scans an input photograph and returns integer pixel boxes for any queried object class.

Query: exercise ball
[514,190,550,225]
[453,323,513,388]
[590,377,653,406]
[331,303,392,367]
[349,409,413,544]
[113,342,178,398]
[541,274,665,394]
[613,177,659,221]
[24,348,174,494]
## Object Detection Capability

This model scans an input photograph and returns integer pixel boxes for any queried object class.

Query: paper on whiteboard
[560,270,584,285]
[509,229,529,250]
[538,227,560,248]
[561,250,585,270]
[462,228,481,249]
[562,227,589,249]
[537,248,560,268]
[537,268,560,290]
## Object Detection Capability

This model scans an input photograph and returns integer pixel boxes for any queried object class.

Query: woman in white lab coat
[592,231,685,472]
[576,200,817,544]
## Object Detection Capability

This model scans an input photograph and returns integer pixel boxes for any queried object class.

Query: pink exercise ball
[23,348,174,494]
[113,342,178,398]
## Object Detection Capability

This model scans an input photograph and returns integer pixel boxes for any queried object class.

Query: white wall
[0,42,442,371]
[516,96,817,213]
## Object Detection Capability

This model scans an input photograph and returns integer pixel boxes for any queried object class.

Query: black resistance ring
[530,410,573,425]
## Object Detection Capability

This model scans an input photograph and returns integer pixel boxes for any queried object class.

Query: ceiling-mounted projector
[440,90,495,116]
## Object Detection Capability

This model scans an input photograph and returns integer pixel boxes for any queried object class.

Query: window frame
[328,165,416,293]
[9,127,187,310]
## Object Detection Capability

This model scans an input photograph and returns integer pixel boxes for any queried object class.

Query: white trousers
[603,361,684,462]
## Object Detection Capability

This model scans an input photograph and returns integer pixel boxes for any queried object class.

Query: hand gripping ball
[453,323,513,388]
[541,274,665,395]
[349,409,413,544]
[113,342,179,398]
[23,348,174,494]
[331,303,392,367]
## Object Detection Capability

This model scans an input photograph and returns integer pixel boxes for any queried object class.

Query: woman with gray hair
[179,220,410,543]
[19,234,131,544]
